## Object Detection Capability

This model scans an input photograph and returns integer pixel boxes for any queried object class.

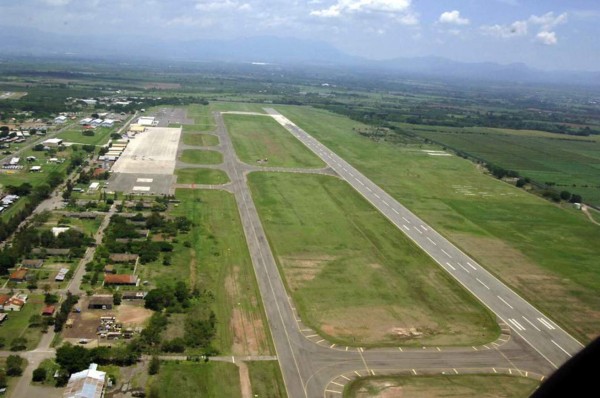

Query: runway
[210,110,558,398]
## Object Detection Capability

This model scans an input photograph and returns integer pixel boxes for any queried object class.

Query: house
[0,294,11,310]
[100,119,114,128]
[54,116,67,124]
[88,295,113,310]
[9,268,28,282]
[63,363,106,398]
[137,116,156,126]
[42,305,55,316]
[122,291,147,300]
[21,259,44,269]
[9,157,20,165]
[5,297,26,311]
[42,138,63,147]
[79,117,93,125]
[89,182,100,191]
[104,274,138,286]
[0,313,7,324]
[51,226,70,237]
[103,265,115,274]
[109,253,139,264]
[55,268,70,282]
[29,165,42,172]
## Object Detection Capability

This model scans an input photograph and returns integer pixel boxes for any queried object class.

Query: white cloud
[481,20,527,38]
[529,12,567,31]
[311,0,412,18]
[536,31,557,45]
[439,10,469,26]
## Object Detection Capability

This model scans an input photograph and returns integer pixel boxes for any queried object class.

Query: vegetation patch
[180,149,223,165]
[247,361,287,398]
[249,172,498,346]
[182,133,219,147]
[344,375,540,398]
[175,168,229,185]
[224,114,324,168]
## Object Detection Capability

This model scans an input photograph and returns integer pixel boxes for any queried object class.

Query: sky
[1,0,600,71]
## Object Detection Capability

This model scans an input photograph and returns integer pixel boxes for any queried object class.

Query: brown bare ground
[237,361,252,398]
[226,266,269,355]
[116,303,153,327]
[280,255,335,291]
[454,233,600,341]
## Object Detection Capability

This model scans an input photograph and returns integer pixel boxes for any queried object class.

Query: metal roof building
[63,363,106,398]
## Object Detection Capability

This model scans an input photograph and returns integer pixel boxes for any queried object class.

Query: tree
[570,194,583,203]
[516,178,527,188]
[6,355,24,376]
[32,367,47,382]
[113,291,122,306]
[56,343,91,374]
[560,191,572,201]
[10,337,28,351]
[148,356,160,375]
[29,314,43,327]
[0,371,6,388]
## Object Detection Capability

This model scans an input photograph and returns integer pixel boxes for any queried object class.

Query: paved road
[264,108,584,370]
[212,111,554,398]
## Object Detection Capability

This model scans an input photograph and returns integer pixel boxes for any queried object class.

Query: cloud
[439,10,469,26]
[481,20,527,38]
[311,0,413,19]
[529,12,567,31]
[536,31,557,45]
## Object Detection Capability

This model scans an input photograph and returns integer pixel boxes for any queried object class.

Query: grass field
[224,114,325,168]
[57,127,114,146]
[143,189,272,356]
[0,294,45,350]
[405,126,600,206]
[249,172,498,346]
[179,149,223,165]
[151,361,241,398]
[182,133,219,147]
[184,104,215,132]
[276,105,600,343]
[175,168,229,185]
[247,361,287,398]
[344,375,539,398]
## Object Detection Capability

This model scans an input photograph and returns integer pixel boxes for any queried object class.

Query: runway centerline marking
[551,340,572,357]
[426,237,437,245]
[497,296,514,309]
[445,262,456,271]
[392,209,399,215]
[457,263,470,273]
[402,216,410,223]
[466,262,477,270]
[382,200,389,206]
[414,227,423,234]
[476,278,490,290]
[441,249,452,258]
[403,225,410,231]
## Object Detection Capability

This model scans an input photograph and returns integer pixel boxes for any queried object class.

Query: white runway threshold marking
[132,186,151,192]
[445,262,456,271]
[466,262,477,270]
[522,317,541,331]
[136,178,153,183]
[508,318,526,331]
[538,318,556,330]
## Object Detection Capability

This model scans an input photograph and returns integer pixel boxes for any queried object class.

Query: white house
[54,116,67,124]
[63,363,106,398]
[43,138,63,147]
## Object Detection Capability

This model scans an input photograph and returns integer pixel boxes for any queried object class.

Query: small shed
[9,268,28,282]
[42,305,56,316]
[88,295,114,310]
[21,259,44,269]
[104,274,138,286]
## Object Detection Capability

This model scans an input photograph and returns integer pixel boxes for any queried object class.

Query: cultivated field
[344,375,539,398]
[277,105,600,343]
[179,149,223,165]
[182,132,219,147]
[249,172,498,346]
[224,114,325,168]
[175,168,229,185]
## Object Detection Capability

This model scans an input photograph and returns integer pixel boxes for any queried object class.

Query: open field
[344,375,539,398]
[183,104,215,132]
[224,114,325,168]
[249,172,498,346]
[247,361,287,398]
[179,149,223,165]
[148,189,272,355]
[151,361,241,398]
[0,294,45,350]
[57,127,114,146]
[405,126,600,206]
[182,132,219,147]
[175,168,229,185]
[277,105,600,343]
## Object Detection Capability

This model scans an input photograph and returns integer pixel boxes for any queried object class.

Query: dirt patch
[226,266,269,355]
[237,362,252,398]
[189,248,197,289]
[116,303,153,327]
[355,381,403,398]
[453,233,600,341]
[319,307,437,345]
[279,255,335,290]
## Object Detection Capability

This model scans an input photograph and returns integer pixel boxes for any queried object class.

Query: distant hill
[1,27,599,86]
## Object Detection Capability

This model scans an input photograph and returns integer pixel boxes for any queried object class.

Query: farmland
[249,172,498,346]
[277,105,600,342]
[224,114,325,168]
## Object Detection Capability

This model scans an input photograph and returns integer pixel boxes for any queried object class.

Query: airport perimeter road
[265,108,584,371]
[213,111,553,398]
